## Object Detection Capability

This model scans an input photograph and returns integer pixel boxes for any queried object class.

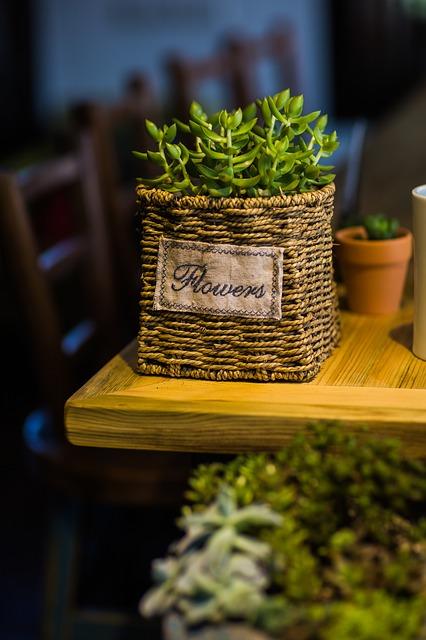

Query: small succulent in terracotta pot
[335,214,413,314]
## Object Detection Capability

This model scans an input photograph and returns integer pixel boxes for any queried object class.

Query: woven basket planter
[136,183,340,382]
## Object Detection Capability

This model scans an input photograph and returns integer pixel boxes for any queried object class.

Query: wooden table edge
[65,387,426,456]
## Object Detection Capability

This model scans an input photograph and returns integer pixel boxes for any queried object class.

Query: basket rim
[136,182,335,210]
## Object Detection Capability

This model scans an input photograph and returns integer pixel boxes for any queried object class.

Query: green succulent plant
[363,213,400,240]
[141,424,426,640]
[140,487,282,626]
[133,90,339,197]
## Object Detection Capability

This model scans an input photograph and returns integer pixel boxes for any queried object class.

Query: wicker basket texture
[137,183,340,382]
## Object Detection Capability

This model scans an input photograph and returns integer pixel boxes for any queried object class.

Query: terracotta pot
[335,226,412,314]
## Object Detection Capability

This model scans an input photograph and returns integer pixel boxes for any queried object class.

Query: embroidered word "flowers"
[172,263,266,299]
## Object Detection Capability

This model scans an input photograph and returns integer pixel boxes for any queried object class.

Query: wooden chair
[167,25,366,224]
[0,133,191,640]
[227,22,301,106]
[167,24,299,119]
[71,73,161,336]
[227,24,367,224]
[166,48,236,121]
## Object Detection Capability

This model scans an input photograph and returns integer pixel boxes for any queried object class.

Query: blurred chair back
[228,23,301,106]
[228,23,367,224]
[165,22,366,225]
[0,133,120,429]
[72,73,160,333]
[334,119,368,224]
[167,49,236,120]
[0,132,192,640]
[167,24,299,120]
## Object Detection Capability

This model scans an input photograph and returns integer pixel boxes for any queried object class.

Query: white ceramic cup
[412,185,426,360]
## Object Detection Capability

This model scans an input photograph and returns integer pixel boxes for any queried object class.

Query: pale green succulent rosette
[140,487,282,626]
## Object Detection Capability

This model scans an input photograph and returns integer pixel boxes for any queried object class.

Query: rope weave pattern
[136,184,340,382]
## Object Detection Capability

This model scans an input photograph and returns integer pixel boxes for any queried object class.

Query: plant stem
[226,127,233,169]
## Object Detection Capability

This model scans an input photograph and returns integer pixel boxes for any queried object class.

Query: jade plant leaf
[134,89,339,196]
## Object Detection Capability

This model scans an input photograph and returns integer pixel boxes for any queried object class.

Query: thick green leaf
[171,177,190,190]
[163,185,186,193]
[227,108,243,130]
[280,149,312,162]
[206,183,233,197]
[233,156,257,172]
[198,164,219,180]
[288,95,304,117]
[232,144,261,166]
[232,175,260,188]
[233,118,258,137]
[253,125,266,137]
[198,124,227,144]
[188,119,205,137]
[173,118,190,134]
[322,135,340,155]
[137,173,170,186]
[287,128,295,142]
[276,138,289,155]
[219,110,229,129]
[250,131,265,145]
[228,136,249,151]
[242,102,257,121]
[189,101,207,120]
[303,110,321,123]
[276,175,300,191]
[145,119,161,141]
[164,123,177,142]
[147,150,165,165]
[312,125,323,145]
[258,155,272,178]
[178,144,190,163]
[277,159,295,174]
[260,99,272,126]
[291,117,310,135]
[315,173,335,184]
[316,114,328,131]
[132,150,148,160]
[274,89,290,109]
[208,112,221,126]
[187,149,205,159]
[305,165,320,178]
[218,167,234,184]
[165,143,181,160]
[267,95,285,123]
[199,141,228,161]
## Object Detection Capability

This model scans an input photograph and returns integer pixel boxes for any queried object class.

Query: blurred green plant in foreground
[141,424,426,639]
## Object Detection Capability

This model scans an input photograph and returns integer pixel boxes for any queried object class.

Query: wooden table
[65,303,426,457]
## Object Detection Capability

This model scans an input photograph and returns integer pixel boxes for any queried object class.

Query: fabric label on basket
[153,237,284,319]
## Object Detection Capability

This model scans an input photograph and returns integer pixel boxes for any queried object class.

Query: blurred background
[1,0,426,638]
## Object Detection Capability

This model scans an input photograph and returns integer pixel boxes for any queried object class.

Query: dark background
[3,0,426,158]
[2,1,426,638]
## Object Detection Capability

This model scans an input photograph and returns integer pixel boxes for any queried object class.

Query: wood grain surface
[65,303,426,456]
